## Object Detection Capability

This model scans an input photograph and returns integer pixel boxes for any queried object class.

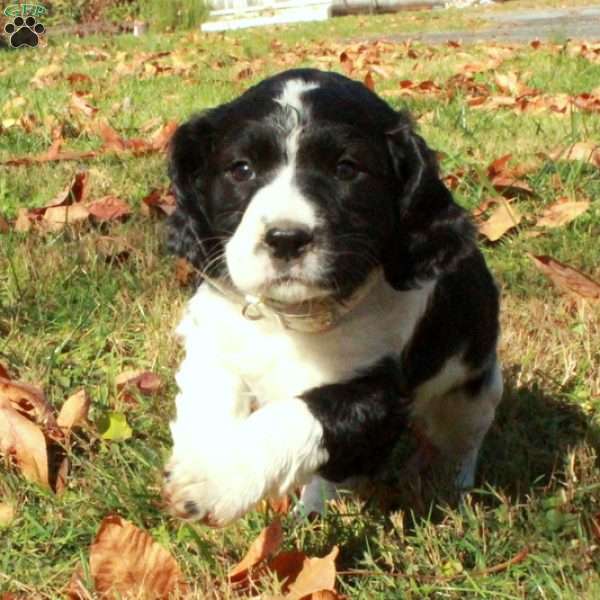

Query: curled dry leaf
[116,370,162,396]
[57,389,91,431]
[529,255,600,302]
[0,402,49,488]
[88,514,187,598]
[230,519,284,584]
[286,546,339,600]
[0,377,56,427]
[478,201,522,242]
[535,199,590,229]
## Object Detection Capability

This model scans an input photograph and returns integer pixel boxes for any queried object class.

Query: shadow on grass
[479,367,600,498]
[314,367,600,559]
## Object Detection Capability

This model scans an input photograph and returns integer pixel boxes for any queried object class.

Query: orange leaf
[478,201,522,242]
[269,550,307,591]
[535,199,590,229]
[269,494,292,515]
[57,389,90,431]
[529,255,600,302]
[229,519,284,583]
[487,154,512,179]
[141,188,176,218]
[89,514,187,597]
[87,197,131,222]
[363,71,375,92]
[286,546,339,600]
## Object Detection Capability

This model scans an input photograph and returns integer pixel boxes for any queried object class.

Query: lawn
[1,2,600,598]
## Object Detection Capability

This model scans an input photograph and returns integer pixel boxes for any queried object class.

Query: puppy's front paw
[162,453,262,527]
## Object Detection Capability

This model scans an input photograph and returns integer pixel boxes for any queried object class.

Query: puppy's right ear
[167,114,217,272]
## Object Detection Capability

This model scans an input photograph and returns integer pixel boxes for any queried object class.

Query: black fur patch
[300,357,410,482]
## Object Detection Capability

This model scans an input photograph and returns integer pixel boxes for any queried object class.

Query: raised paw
[162,454,264,527]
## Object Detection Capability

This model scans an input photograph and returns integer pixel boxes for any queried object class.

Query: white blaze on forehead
[275,79,319,115]
[275,79,319,167]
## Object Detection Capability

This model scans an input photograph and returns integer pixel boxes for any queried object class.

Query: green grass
[1,3,600,598]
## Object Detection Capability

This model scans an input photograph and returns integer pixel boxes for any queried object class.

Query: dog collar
[201,269,382,334]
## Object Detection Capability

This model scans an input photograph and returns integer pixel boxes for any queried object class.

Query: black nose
[264,226,314,260]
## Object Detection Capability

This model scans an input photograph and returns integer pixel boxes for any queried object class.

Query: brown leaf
[43,204,91,231]
[87,197,131,222]
[57,389,91,431]
[529,255,600,302]
[89,514,187,598]
[487,154,512,179]
[491,174,533,197]
[0,403,49,487]
[0,364,10,379]
[339,52,354,75]
[141,188,176,218]
[229,519,284,583]
[67,72,93,88]
[116,370,162,397]
[536,199,590,229]
[268,551,307,591]
[549,142,600,167]
[149,121,178,151]
[0,377,56,427]
[70,92,98,118]
[478,201,522,242]
[286,546,339,600]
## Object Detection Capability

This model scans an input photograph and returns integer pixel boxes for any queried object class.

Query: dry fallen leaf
[535,199,590,229]
[286,546,339,600]
[57,389,91,431]
[88,514,187,598]
[42,204,91,231]
[529,255,600,302]
[0,402,49,488]
[478,201,522,242]
[141,188,176,218]
[70,92,98,118]
[549,142,600,168]
[230,519,284,584]
[116,370,162,397]
[0,377,56,427]
[0,212,9,233]
[87,197,131,222]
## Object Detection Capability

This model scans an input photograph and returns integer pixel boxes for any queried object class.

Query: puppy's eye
[229,161,254,182]
[335,160,359,181]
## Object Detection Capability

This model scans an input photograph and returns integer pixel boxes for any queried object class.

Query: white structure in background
[201,0,446,32]
[201,0,334,32]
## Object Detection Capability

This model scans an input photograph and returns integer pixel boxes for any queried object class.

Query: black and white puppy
[162,68,502,526]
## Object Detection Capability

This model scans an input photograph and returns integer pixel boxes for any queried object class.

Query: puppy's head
[168,68,473,303]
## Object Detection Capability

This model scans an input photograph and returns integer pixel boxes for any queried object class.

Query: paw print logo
[4,16,45,48]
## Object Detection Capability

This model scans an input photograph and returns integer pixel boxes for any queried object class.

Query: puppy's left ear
[382,121,475,290]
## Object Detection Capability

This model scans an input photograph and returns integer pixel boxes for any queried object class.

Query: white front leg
[164,397,328,526]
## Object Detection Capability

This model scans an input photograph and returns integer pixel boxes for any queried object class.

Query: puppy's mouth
[260,275,333,304]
